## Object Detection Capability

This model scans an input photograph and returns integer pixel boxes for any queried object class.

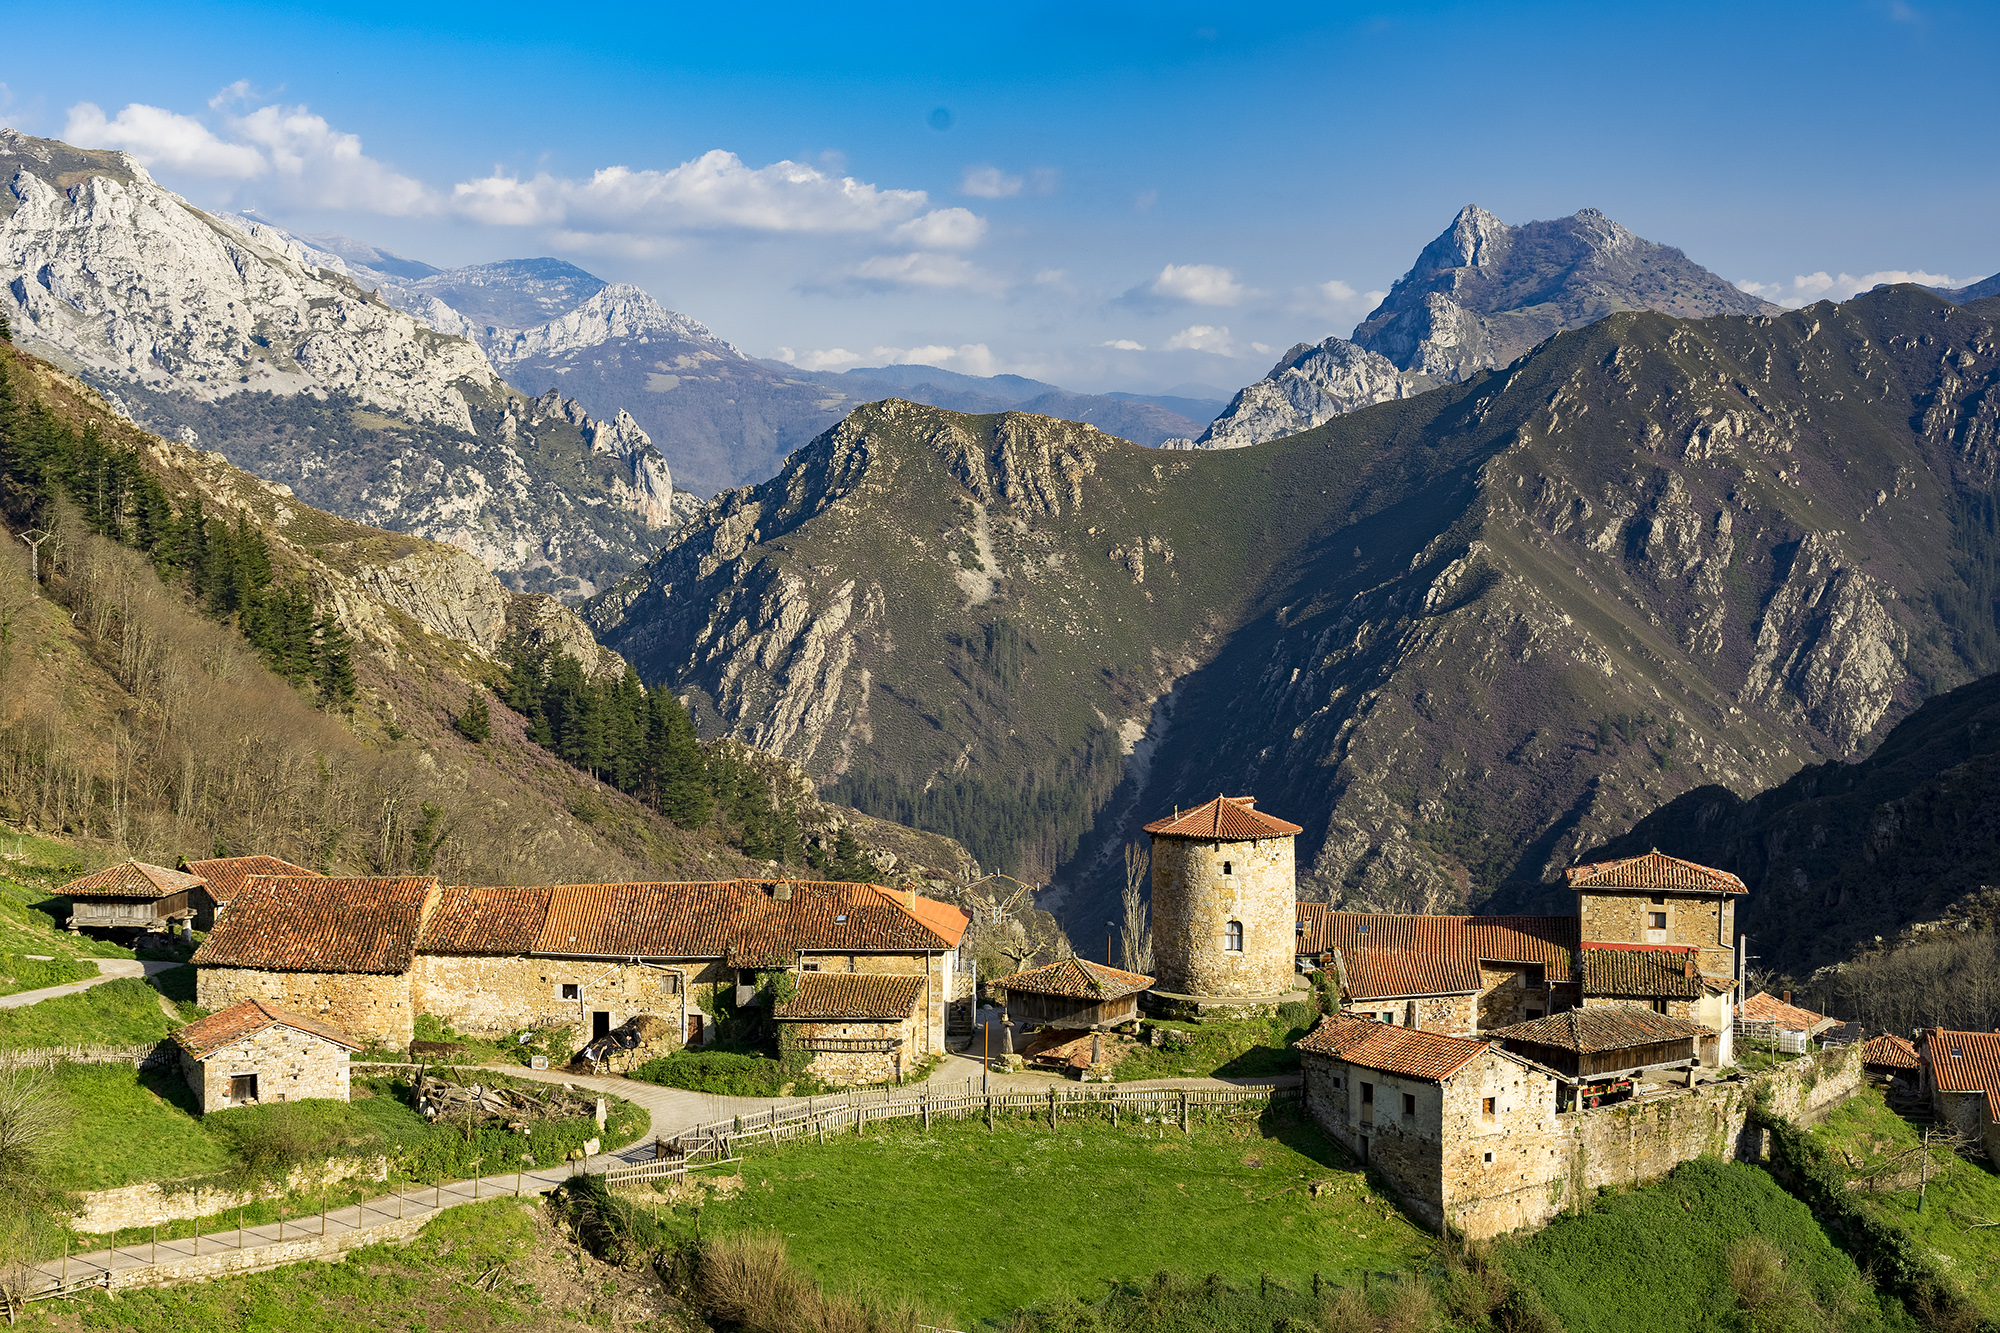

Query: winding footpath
[0,958,182,1009]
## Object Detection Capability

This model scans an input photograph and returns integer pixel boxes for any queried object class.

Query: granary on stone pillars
[1144,796,1302,1014]
[996,958,1153,1031]
[57,860,202,933]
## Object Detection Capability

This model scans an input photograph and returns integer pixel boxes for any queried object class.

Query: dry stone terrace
[189,873,970,1084]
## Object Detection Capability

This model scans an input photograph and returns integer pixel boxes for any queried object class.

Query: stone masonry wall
[184,1027,351,1112]
[1151,834,1295,1000]
[73,1157,388,1232]
[806,953,947,1056]
[1344,994,1476,1035]
[1577,890,1735,978]
[197,967,412,1048]
[1300,1050,1447,1229]
[1440,1052,1562,1237]
[410,954,689,1043]
[1476,966,1552,1030]
[794,1012,922,1086]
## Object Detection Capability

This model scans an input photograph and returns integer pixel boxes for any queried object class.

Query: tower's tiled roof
[1296,1013,1490,1081]
[59,860,203,900]
[1143,796,1303,840]
[1564,851,1747,895]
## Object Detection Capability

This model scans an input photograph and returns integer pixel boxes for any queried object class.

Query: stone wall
[410,954,693,1043]
[803,953,948,1057]
[197,967,413,1047]
[73,1157,388,1232]
[1343,994,1475,1035]
[1439,1053,1563,1238]
[792,1011,922,1086]
[183,1026,351,1112]
[1577,889,1734,978]
[1150,833,1295,1001]
[1476,966,1551,1030]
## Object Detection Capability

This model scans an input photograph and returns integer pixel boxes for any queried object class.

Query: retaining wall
[73,1157,389,1233]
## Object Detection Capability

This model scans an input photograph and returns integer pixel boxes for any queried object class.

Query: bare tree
[1120,841,1153,973]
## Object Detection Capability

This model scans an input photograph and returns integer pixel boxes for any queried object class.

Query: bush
[633,1049,789,1097]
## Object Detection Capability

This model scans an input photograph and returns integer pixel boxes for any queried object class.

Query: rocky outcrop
[1188,205,1781,450]
[486,284,731,364]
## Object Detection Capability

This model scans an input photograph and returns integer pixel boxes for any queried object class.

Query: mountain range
[588,283,2000,947]
[1175,206,1780,450]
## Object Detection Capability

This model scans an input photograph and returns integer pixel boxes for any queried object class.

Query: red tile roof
[1923,1030,2000,1123]
[996,957,1154,1001]
[530,879,967,963]
[1741,991,1836,1034]
[1488,1005,1714,1053]
[60,860,203,900]
[1861,1033,1919,1070]
[1564,851,1747,895]
[419,886,550,955]
[774,972,924,1021]
[1143,796,1303,840]
[1296,1013,1490,1081]
[1301,911,1577,990]
[1339,946,1482,999]
[191,876,438,974]
[1581,945,1704,999]
[179,855,319,904]
[172,998,360,1059]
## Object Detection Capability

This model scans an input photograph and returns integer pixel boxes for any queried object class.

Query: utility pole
[1107,921,1116,967]
[19,529,50,588]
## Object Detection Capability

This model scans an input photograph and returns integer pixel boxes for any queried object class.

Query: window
[1401,1093,1416,1117]
[1360,1082,1374,1104]
[1482,1096,1496,1119]
[1526,1009,1544,1020]
[1483,1151,1494,1163]
[1224,920,1244,953]
[1649,912,1668,930]
[800,960,821,971]
[1222,860,1233,875]
[1650,894,1666,906]
[1652,998,1670,1015]
[560,983,580,1001]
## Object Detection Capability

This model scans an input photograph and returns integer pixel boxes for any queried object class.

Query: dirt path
[0,958,183,1010]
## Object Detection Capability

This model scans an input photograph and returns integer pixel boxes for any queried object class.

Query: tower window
[1224,920,1244,953]
[1221,860,1233,875]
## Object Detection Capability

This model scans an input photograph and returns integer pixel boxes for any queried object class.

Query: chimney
[904,887,917,910]
[1782,989,1792,1006]
[772,882,792,901]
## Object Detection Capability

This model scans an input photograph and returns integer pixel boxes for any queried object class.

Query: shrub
[633,1049,788,1097]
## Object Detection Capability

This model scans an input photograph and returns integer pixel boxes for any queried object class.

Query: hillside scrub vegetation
[1114,1004,1319,1081]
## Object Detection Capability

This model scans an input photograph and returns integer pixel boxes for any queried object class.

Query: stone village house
[1917,1027,2000,1161]
[190,875,969,1084]
[173,998,360,1113]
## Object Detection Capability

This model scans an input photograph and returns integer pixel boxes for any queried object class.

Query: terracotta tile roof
[530,879,968,963]
[1296,1013,1490,1081]
[173,998,360,1059]
[1303,911,1577,991]
[996,957,1154,1000]
[1143,795,1304,840]
[179,855,319,904]
[1862,1033,1919,1070]
[1564,851,1747,895]
[60,860,203,900]
[191,876,438,974]
[1923,1030,2000,1123]
[774,972,924,1021]
[1741,991,1836,1034]
[1339,946,1482,999]
[1581,945,1704,999]
[419,885,551,955]
[1488,1004,1714,1054]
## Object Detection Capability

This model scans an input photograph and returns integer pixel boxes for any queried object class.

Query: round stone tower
[1145,796,1301,1011]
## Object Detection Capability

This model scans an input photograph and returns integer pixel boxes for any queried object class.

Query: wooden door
[229,1074,258,1105]
[687,1014,704,1047]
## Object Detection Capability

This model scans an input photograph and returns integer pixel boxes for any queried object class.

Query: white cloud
[1250,342,1272,354]
[776,342,1002,375]
[208,80,261,110]
[229,104,431,214]
[1102,339,1146,351]
[1162,324,1236,354]
[850,251,1006,295]
[893,207,986,249]
[961,165,1022,198]
[65,102,266,178]
[1151,263,1248,306]
[450,150,944,240]
[1736,269,1962,308]
[1033,268,1069,287]
[1320,279,1358,302]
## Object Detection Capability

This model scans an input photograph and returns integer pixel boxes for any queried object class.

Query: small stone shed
[996,958,1154,1031]
[173,998,361,1113]
[179,854,321,930]
[773,972,925,1086]
[1487,1005,1713,1107]
[1861,1032,1919,1076]
[59,860,202,933]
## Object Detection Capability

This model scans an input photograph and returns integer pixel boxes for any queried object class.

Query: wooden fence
[602,1079,1296,1190]
[5,1040,178,1071]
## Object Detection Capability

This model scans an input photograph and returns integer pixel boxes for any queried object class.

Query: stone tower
[1144,796,1302,1011]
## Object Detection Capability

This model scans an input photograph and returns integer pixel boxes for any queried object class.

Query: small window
[560,983,580,1001]
[1649,912,1668,930]
[1332,1076,1342,1089]
[1952,1047,1963,1058]
[1483,1151,1494,1163]
[1482,1096,1496,1119]
[1526,1009,1544,1020]
[834,914,848,923]
[800,960,821,971]
[1224,920,1244,953]
[1650,894,1666,906]
[1401,1093,1416,1117]
[1222,860,1233,875]
[1360,1082,1374,1105]
[1652,999,1669,1015]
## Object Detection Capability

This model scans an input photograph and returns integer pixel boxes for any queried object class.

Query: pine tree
[453,692,492,742]
[830,824,870,882]
[313,614,357,706]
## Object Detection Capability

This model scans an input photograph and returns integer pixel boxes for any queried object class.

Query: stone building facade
[1917,1027,2000,1159]
[192,875,968,1060]
[1568,851,1742,983]
[172,999,360,1112]
[773,972,926,1085]
[1145,796,1301,1009]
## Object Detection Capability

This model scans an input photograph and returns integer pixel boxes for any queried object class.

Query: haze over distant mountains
[1175,206,1781,450]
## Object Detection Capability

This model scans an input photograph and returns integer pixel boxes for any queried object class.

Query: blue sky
[4,1,1996,393]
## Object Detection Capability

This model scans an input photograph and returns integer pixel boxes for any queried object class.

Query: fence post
[1181,1090,1190,1135]
[1049,1088,1058,1129]
[923,1095,931,1132]
[986,1095,994,1131]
